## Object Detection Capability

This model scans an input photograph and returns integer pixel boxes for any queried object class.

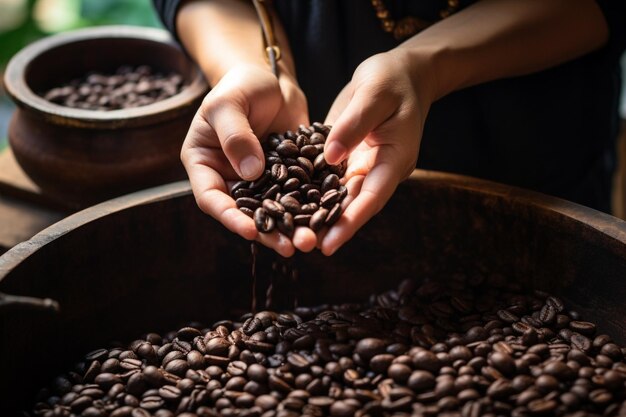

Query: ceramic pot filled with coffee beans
[4,26,209,208]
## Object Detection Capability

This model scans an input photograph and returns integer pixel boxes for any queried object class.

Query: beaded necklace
[370,0,461,40]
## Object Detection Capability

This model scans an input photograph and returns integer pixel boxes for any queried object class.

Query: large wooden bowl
[4,26,209,209]
[0,171,625,414]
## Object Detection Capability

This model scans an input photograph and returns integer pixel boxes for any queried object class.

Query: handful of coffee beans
[41,65,184,111]
[232,123,347,237]
[31,275,626,417]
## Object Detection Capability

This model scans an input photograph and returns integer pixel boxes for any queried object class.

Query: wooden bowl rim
[3,25,209,129]
[1,170,625,286]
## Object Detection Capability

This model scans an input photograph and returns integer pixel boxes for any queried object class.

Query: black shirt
[153,0,626,212]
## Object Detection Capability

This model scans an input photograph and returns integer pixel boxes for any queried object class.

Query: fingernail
[325,142,347,164]
[239,155,262,179]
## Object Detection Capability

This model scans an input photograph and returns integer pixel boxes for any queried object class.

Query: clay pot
[4,26,209,209]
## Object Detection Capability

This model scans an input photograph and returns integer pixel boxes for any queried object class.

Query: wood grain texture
[0,171,625,413]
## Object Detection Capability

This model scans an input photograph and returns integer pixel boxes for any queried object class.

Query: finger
[187,161,258,241]
[204,98,265,181]
[292,226,317,253]
[256,232,295,258]
[321,157,398,255]
[324,82,353,126]
[324,86,397,165]
[315,175,364,250]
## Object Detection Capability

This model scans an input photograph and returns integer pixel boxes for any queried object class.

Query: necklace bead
[370,0,461,40]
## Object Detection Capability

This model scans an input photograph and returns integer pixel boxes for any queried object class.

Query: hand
[180,64,310,257]
[320,50,434,255]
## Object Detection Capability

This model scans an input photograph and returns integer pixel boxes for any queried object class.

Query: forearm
[397,0,609,102]
[176,0,296,86]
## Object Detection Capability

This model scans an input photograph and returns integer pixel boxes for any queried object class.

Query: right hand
[180,64,311,257]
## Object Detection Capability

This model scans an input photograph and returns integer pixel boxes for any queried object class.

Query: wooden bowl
[0,171,625,413]
[3,26,209,209]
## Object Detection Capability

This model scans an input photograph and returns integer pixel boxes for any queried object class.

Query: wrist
[389,44,449,105]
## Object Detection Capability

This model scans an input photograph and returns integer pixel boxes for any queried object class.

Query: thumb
[323,85,397,165]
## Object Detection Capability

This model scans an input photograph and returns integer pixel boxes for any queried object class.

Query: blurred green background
[0,0,162,151]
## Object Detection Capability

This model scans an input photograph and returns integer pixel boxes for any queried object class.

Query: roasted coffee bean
[321,174,339,194]
[279,196,301,214]
[320,190,341,209]
[276,141,300,158]
[254,208,275,233]
[299,203,318,215]
[569,321,597,336]
[34,278,626,417]
[297,157,314,177]
[309,209,329,232]
[231,124,346,234]
[287,166,310,185]
[42,65,185,110]
[277,212,295,237]
[236,197,261,211]
[271,164,289,183]
[262,199,285,217]
[325,204,342,226]
[164,359,188,377]
[177,327,202,341]
[388,364,412,383]
[293,214,312,226]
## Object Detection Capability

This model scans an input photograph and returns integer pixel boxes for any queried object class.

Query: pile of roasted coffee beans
[232,123,347,237]
[41,65,184,110]
[32,275,626,417]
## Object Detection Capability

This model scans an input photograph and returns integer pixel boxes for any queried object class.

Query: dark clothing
[153,0,626,212]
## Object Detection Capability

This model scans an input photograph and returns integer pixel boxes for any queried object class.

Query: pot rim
[1,170,625,286]
[3,25,209,129]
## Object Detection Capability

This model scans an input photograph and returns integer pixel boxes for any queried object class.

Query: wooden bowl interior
[1,174,625,413]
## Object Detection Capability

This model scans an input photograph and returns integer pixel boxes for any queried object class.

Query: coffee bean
[299,203,318,215]
[254,208,275,233]
[261,184,281,200]
[236,197,261,211]
[34,275,626,417]
[287,166,310,185]
[407,370,435,392]
[388,364,412,384]
[279,196,301,214]
[164,359,188,377]
[205,337,230,357]
[271,164,289,183]
[569,321,596,336]
[309,209,329,232]
[85,349,108,362]
[42,66,185,110]
[325,203,342,226]
[527,398,557,414]
[187,351,205,369]
[277,212,295,237]
[262,199,285,217]
[158,385,182,401]
[319,190,340,209]
[570,332,592,352]
[490,352,516,376]
[293,214,312,226]
[177,327,202,341]
[497,310,519,324]
[276,141,299,158]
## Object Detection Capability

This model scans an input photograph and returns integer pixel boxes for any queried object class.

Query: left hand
[320,50,433,255]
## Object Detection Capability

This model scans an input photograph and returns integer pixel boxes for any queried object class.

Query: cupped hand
[180,64,314,257]
[320,50,433,255]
